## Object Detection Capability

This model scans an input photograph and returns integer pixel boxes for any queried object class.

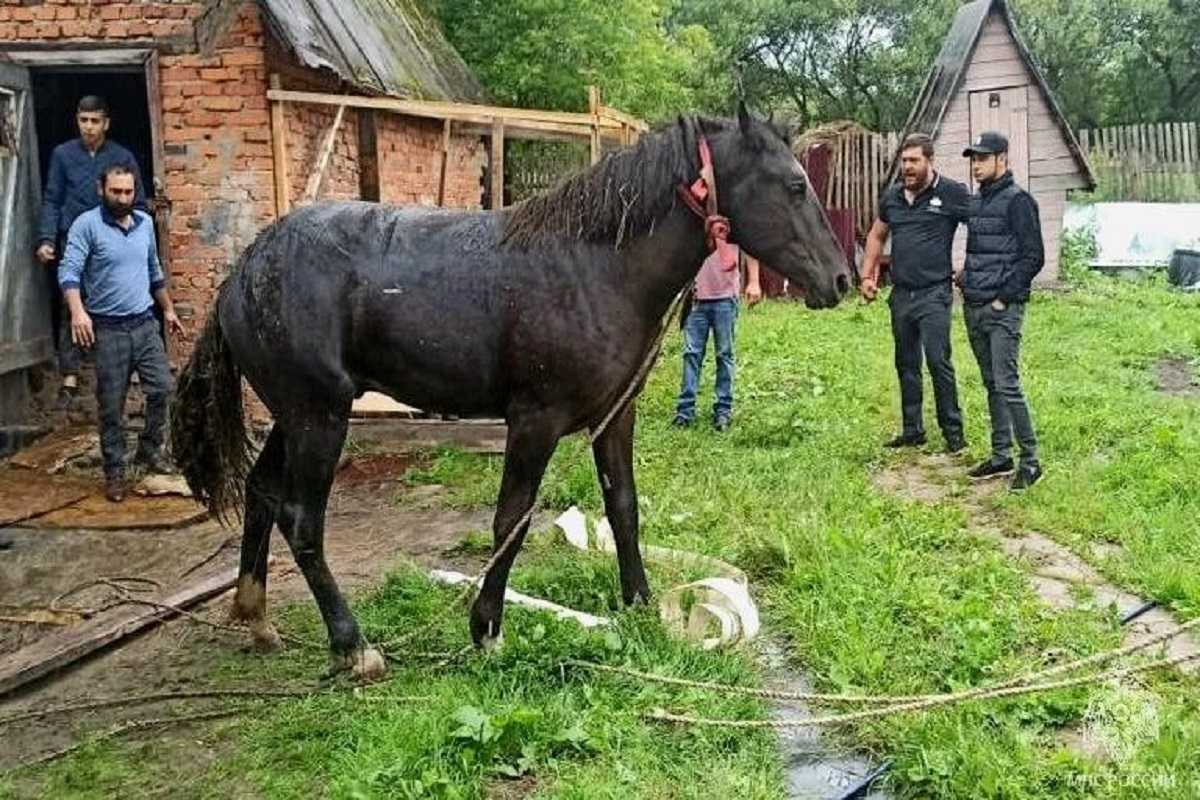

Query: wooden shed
[0,0,643,432]
[895,0,1095,282]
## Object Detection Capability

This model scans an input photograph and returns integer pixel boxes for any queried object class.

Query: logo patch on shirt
[930,196,943,208]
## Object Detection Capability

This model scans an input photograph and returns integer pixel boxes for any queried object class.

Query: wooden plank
[436,118,452,207]
[269,74,291,218]
[266,88,632,132]
[302,104,346,203]
[1029,155,1082,178]
[0,565,238,699]
[3,48,152,67]
[142,49,170,275]
[1030,173,1090,192]
[357,109,380,201]
[490,118,505,209]
[588,86,601,166]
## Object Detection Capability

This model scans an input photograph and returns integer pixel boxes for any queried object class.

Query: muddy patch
[1154,356,1200,396]
[0,453,492,773]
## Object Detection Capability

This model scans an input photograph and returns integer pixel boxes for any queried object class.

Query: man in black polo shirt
[861,133,969,453]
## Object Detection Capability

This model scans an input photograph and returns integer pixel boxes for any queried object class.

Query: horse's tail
[170,293,252,524]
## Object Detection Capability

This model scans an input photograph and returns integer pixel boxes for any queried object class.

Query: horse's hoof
[248,620,283,653]
[351,647,387,681]
[479,629,504,652]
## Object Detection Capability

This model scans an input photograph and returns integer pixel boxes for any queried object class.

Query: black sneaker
[671,415,694,429]
[967,458,1015,481]
[884,433,926,448]
[945,435,967,454]
[1010,464,1044,492]
[712,416,731,433]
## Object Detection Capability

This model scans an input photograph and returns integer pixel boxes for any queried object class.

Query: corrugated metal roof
[259,0,485,103]
[896,0,1094,189]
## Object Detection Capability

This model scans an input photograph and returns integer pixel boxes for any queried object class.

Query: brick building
[0,0,487,426]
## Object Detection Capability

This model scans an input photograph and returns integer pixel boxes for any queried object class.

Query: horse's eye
[790,179,808,197]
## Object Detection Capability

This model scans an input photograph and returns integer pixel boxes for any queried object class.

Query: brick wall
[1,0,484,351]
[159,4,275,343]
[0,1,195,42]
[377,113,484,208]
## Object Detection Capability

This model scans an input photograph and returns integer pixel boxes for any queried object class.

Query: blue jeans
[675,298,737,422]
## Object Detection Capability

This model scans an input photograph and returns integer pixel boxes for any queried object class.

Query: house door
[969,86,1029,189]
[0,63,52,403]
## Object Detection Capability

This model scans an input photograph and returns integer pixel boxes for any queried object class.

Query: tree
[434,0,715,121]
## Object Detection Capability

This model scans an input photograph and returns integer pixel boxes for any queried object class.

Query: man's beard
[104,197,134,218]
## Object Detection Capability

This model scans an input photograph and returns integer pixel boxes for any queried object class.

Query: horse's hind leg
[230,425,285,651]
[278,412,385,680]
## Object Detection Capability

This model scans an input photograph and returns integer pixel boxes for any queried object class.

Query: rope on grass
[14,707,255,769]
[647,651,1200,729]
[566,615,1200,706]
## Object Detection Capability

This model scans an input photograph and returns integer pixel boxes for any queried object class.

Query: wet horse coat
[171,108,850,675]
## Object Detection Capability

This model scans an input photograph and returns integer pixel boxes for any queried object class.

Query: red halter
[676,136,737,271]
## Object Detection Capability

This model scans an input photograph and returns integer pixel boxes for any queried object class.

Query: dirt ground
[1155,356,1200,396]
[0,451,492,775]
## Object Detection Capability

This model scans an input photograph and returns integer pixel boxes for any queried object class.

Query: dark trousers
[964,302,1039,468]
[44,259,83,375]
[94,316,174,479]
[889,283,963,439]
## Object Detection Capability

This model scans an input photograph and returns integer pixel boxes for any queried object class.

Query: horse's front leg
[469,411,564,649]
[592,405,651,605]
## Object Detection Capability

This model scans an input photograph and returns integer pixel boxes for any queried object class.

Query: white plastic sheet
[1064,202,1200,267]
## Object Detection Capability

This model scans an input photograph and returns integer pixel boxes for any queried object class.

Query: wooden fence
[1078,122,1200,202]
[795,126,900,240]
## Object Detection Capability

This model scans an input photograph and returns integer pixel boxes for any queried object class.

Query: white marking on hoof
[351,647,387,681]
[248,620,283,652]
[479,624,504,652]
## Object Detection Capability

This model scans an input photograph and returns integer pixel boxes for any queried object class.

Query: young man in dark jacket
[36,95,146,410]
[959,131,1044,491]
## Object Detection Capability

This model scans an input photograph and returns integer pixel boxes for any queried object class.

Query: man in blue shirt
[37,95,145,410]
[59,163,181,502]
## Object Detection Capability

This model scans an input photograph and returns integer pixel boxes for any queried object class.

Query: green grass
[7,264,1200,799]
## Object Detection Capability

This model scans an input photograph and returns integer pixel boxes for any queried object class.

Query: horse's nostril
[836,273,851,295]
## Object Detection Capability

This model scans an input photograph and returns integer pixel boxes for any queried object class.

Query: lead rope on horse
[380,280,695,656]
[380,132,725,655]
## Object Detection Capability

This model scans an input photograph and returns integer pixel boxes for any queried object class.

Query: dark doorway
[31,69,157,199]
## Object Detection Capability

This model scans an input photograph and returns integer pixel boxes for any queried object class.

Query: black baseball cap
[963,131,1009,157]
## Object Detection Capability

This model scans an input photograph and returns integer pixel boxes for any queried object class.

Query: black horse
[171,107,849,678]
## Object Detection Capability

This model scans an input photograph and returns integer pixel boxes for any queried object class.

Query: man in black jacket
[959,131,1044,491]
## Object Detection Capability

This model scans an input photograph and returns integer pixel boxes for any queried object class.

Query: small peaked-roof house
[895,0,1095,283]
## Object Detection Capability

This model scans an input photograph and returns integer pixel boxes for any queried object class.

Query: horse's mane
[502,115,734,249]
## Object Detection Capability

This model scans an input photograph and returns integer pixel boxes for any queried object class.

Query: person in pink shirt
[672,246,762,431]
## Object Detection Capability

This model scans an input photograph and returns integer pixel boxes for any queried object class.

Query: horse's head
[710,105,850,309]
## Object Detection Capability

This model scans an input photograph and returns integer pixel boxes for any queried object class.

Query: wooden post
[269,74,291,217]
[490,117,505,209]
[437,118,452,207]
[588,85,602,165]
[303,104,346,203]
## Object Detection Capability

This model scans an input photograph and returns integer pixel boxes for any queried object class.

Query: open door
[0,63,51,399]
